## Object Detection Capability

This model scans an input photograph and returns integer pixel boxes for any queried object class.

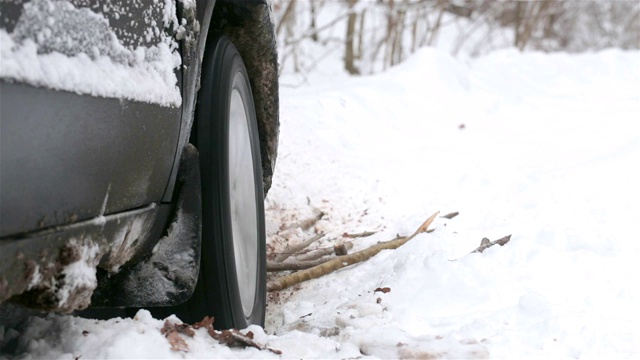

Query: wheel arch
[169,0,279,201]
[207,0,279,196]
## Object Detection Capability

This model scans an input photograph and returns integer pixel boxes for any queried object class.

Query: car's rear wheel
[174,34,266,329]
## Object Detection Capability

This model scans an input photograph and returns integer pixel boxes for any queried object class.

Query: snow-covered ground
[2,47,639,359]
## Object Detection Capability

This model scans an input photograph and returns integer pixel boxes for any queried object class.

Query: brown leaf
[192,316,214,330]
[175,323,195,337]
[160,320,173,335]
[161,320,191,352]
[268,347,284,355]
[166,331,190,352]
[208,328,282,355]
[209,329,236,347]
[374,287,391,294]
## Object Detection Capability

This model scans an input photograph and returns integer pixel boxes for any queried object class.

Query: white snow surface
[2,48,639,359]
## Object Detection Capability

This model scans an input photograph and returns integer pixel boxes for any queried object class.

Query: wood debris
[268,212,439,292]
[471,235,512,253]
[441,211,459,219]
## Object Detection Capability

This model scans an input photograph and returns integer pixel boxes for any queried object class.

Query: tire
[176,34,266,328]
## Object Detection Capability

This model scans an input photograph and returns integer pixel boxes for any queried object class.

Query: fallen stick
[280,212,325,233]
[294,242,354,262]
[267,257,332,272]
[471,235,511,253]
[343,231,377,238]
[267,212,439,292]
[273,233,325,263]
[267,243,355,271]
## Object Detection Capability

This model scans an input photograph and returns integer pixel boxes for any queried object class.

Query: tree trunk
[345,0,361,75]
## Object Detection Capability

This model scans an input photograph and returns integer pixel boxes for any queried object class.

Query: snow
[56,241,102,311]
[0,0,181,107]
[2,47,639,358]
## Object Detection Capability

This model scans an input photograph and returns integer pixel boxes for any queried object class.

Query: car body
[0,0,279,327]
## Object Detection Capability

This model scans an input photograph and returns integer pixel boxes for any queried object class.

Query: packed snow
[1,47,638,359]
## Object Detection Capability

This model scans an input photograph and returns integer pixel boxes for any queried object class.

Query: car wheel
[175,34,266,329]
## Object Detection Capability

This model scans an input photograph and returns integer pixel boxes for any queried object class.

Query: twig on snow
[281,211,325,233]
[471,235,512,254]
[294,242,354,262]
[273,232,326,263]
[343,231,378,238]
[267,243,354,271]
[267,212,439,292]
[268,257,333,272]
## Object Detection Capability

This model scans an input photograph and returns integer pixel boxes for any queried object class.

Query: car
[0,0,279,330]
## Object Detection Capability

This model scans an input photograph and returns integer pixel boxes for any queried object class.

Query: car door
[0,0,183,237]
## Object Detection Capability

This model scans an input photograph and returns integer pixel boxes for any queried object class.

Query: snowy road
[2,48,639,359]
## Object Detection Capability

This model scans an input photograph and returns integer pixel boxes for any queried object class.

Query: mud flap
[90,144,202,307]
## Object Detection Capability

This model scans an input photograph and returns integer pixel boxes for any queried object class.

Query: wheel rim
[228,74,258,319]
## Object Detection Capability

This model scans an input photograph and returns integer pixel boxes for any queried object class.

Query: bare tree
[344,0,361,75]
[273,0,640,77]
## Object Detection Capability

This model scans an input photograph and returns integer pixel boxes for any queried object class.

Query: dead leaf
[374,287,391,294]
[208,328,282,355]
[161,320,194,352]
[209,329,236,347]
[441,211,459,219]
[192,316,214,330]
[175,323,195,337]
[166,331,189,352]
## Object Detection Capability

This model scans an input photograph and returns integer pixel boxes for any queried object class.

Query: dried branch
[471,235,512,254]
[267,211,439,292]
[268,257,331,272]
[295,242,353,262]
[280,211,325,232]
[267,243,354,272]
[273,232,325,263]
[343,231,377,238]
[276,0,297,36]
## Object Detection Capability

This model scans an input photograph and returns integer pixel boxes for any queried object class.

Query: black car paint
[0,0,278,311]
[0,0,185,236]
[0,82,181,237]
